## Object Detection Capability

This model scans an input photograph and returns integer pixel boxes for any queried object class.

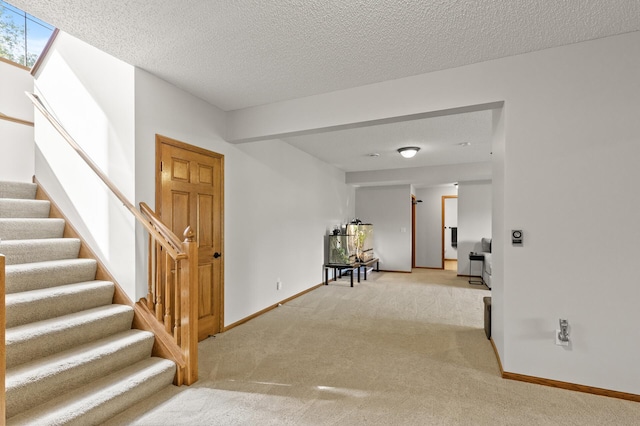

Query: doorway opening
[441,195,458,270]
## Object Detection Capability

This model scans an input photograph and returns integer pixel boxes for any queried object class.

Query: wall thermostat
[512,230,523,245]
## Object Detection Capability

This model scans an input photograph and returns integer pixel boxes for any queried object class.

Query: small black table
[468,253,485,285]
[324,258,380,287]
[324,263,356,287]
[357,258,380,280]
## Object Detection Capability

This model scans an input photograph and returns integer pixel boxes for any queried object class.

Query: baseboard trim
[489,338,504,375]
[223,283,324,332]
[503,371,640,403]
[489,338,640,402]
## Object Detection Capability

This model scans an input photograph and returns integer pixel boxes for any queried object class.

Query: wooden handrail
[0,112,34,127]
[26,92,183,259]
[139,202,184,253]
[1,254,6,421]
[25,91,198,385]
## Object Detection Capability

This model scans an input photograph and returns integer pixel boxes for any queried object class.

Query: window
[0,1,54,68]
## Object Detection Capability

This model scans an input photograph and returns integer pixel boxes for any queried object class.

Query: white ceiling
[11,0,639,181]
[282,109,493,173]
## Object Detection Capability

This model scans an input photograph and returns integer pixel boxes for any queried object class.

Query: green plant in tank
[331,237,350,264]
[355,229,366,261]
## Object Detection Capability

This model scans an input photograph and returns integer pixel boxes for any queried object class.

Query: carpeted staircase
[1,180,176,425]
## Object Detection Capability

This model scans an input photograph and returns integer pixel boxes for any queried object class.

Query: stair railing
[25,92,198,385]
[0,112,34,127]
[138,203,199,374]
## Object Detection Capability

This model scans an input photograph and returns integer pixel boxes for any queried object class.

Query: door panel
[197,194,214,248]
[171,192,190,235]
[198,264,213,316]
[157,135,223,341]
[171,158,190,182]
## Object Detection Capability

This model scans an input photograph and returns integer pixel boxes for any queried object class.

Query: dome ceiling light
[397,146,420,158]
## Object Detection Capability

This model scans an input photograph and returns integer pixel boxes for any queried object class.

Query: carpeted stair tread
[0,198,50,218]
[0,181,37,199]
[5,280,115,328]
[5,329,155,419]
[0,218,66,240]
[6,357,177,426]
[5,258,98,294]
[5,304,135,368]
[2,180,178,423]
[0,238,81,265]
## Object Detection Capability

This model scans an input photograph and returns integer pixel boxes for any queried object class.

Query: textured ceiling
[11,0,639,181]
[11,0,640,111]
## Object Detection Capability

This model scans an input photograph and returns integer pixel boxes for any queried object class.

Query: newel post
[180,226,199,385]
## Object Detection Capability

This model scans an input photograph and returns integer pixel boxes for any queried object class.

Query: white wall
[228,32,640,395]
[457,181,492,276]
[355,185,412,272]
[0,60,34,181]
[414,186,457,268]
[134,68,355,325]
[0,60,33,120]
[33,33,137,297]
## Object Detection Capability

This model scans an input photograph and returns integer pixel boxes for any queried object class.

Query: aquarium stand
[324,258,379,287]
[324,263,357,287]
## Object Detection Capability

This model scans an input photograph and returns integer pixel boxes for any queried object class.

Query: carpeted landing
[1,181,176,425]
[106,269,640,425]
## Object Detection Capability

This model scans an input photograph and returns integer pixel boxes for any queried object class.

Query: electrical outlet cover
[555,330,569,346]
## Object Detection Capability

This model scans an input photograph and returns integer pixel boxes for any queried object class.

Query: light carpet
[106,269,640,425]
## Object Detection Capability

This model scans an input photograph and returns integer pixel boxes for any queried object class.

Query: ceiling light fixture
[397,147,420,158]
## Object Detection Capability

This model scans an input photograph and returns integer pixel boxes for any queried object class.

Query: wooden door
[157,135,223,341]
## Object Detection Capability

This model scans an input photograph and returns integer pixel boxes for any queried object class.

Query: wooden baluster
[174,265,181,345]
[155,243,164,322]
[164,251,173,334]
[147,235,155,310]
[180,226,198,385]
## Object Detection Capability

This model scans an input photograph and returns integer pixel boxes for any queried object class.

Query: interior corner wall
[32,32,136,298]
[0,60,35,181]
[490,107,506,363]
[228,32,640,395]
[457,181,492,276]
[414,186,457,268]
[134,68,355,326]
[355,185,412,272]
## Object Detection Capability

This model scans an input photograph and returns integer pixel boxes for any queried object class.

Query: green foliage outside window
[1,2,52,68]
